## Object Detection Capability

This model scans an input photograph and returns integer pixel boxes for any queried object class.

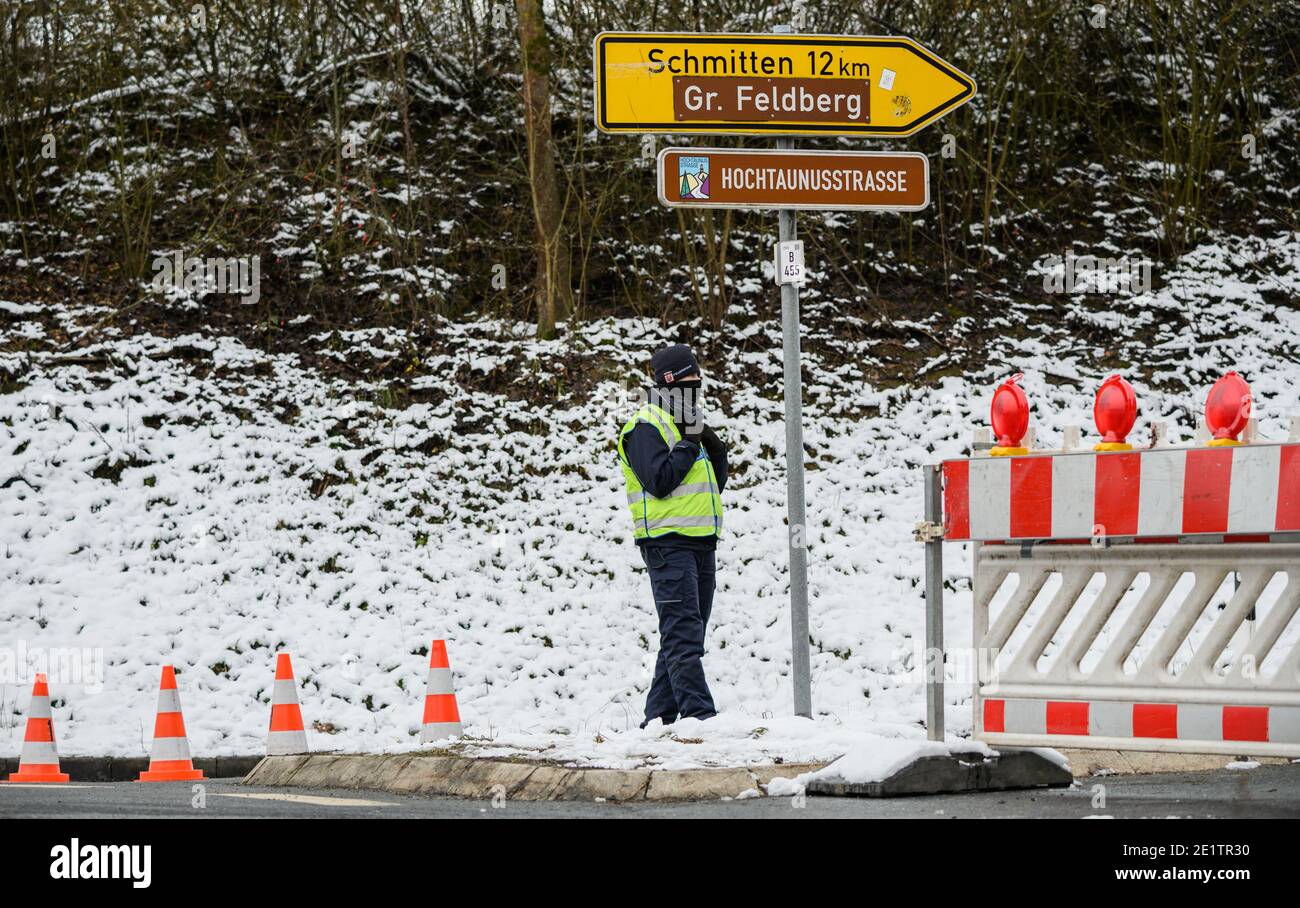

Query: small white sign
[775,240,806,286]
[879,67,897,90]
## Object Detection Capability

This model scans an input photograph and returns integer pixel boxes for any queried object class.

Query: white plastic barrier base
[972,542,1300,758]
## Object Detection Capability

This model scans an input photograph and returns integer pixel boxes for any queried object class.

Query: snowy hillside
[3,230,1299,767]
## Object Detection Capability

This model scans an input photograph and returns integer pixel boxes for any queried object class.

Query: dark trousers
[641,545,717,724]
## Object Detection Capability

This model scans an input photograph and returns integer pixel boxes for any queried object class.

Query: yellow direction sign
[594,32,976,137]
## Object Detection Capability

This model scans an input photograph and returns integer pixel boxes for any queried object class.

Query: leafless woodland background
[1,1,1296,355]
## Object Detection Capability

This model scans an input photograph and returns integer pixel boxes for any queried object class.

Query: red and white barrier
[943,442,1300,542]
[929,372,1300,760]
[983,697,1300,757]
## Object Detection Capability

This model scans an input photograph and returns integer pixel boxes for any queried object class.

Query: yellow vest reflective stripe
[617,403,723,540]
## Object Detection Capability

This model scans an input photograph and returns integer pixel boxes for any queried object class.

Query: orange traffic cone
[137,665,205,782]
[420,640,463,743]
[267,653,308,755]
[6,674,69,783]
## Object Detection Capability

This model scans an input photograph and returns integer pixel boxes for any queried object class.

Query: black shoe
[639,714,677,729]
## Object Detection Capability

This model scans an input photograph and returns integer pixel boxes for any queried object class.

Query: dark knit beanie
[650,344,700,386]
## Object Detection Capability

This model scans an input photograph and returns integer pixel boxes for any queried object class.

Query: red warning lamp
[1093,374,1137,451]
[1205,371,1251,446]
[990,373,1030,456]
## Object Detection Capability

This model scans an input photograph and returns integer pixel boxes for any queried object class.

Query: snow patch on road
[763,734,1006,795]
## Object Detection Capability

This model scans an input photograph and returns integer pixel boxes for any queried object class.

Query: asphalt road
[1,764,1298,818]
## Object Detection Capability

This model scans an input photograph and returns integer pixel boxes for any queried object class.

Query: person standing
[617,344,728,726]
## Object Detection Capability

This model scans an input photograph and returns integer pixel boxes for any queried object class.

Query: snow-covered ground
[2,231,1299,768]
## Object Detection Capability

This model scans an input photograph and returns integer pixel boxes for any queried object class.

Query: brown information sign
[672,77,871,125]
[657,147,929,211]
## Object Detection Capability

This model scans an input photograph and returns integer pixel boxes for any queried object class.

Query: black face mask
[651,384,704,433]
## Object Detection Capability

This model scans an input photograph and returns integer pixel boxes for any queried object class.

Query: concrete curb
[243,753,826,802]
[1059,748,1294,777]
[0,756,262,782]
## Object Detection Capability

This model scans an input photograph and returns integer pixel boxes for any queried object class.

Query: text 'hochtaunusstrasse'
[720,166,909,194]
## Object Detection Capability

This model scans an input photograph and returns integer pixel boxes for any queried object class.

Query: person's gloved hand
[681,387,706,443]
[699,425,723,458]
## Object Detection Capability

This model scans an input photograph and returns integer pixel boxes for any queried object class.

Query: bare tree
[515,0,572,338]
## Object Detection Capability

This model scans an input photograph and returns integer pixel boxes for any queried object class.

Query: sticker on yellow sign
[593,32,976,137]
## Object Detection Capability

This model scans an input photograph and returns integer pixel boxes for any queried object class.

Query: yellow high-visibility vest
[617,402,723,540]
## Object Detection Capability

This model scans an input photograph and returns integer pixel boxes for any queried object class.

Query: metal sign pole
[778,153,812,720]
[923,465,945,741]
[773,24,812,720]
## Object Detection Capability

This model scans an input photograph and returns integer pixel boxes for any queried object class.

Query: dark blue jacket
[623,422,728,550]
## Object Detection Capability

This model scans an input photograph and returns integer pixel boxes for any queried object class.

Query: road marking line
[212,792,399,808]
